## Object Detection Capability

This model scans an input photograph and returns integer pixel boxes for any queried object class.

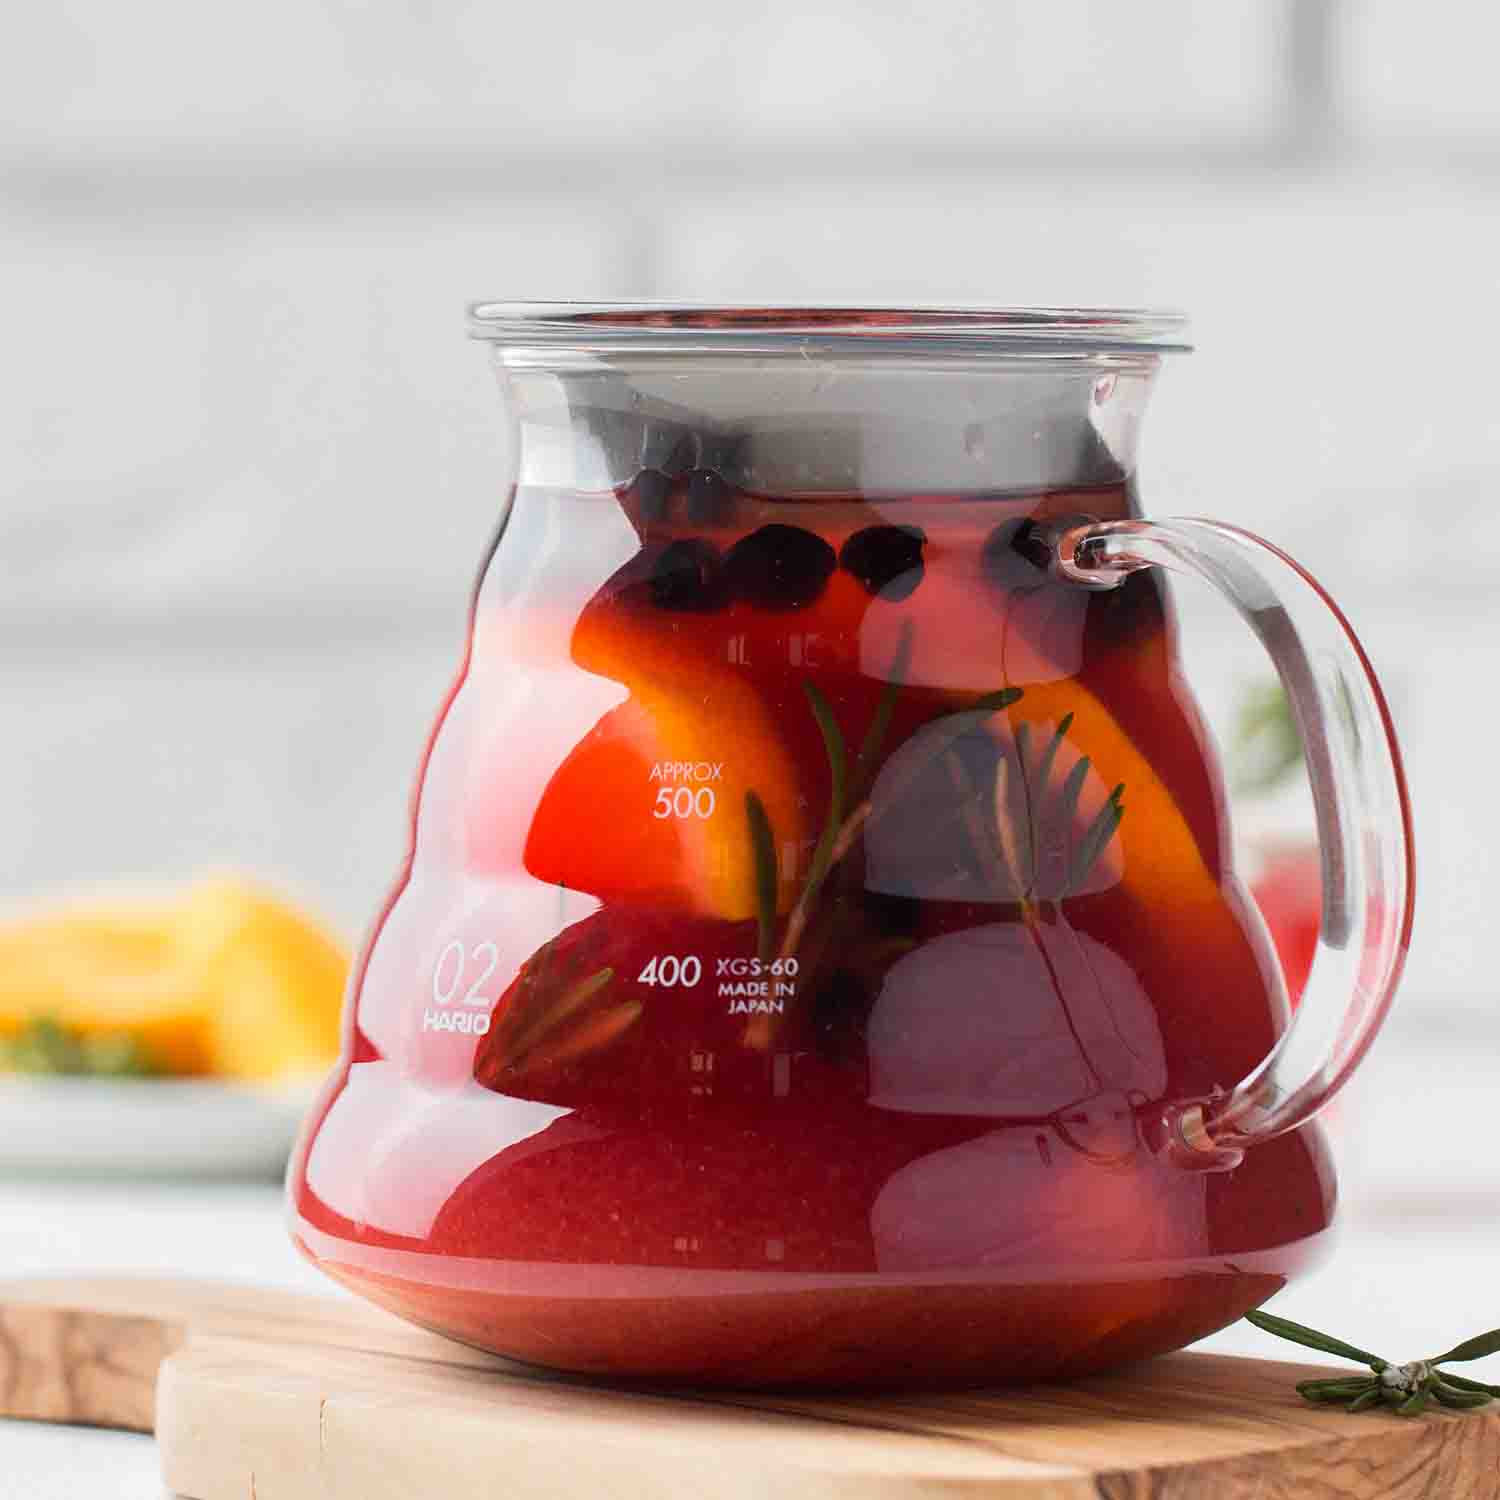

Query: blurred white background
[2,0,1498,1373]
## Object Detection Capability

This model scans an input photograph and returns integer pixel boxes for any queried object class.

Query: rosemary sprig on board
[1246,1309,1500,1416]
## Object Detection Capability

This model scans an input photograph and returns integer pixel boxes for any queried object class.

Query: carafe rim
[467,302,1192,359]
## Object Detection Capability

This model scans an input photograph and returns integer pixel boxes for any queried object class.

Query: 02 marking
[432,939,500,1007]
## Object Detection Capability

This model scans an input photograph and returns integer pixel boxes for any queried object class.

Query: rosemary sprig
[477,879,638,1084]
[1012,722,1036,885]
[1067,782,1125,895]
[986,713,1123,906]
[1031,712,1073,836]
[741,673,1020,1048]
[492,966,618,1072]
[802,681,849,906]
[1245,1308,1500,1416]
[745,790,779,964]
[989,757,1027,899]
[946,750,1014,897]
[1051,756,1091,871]
[780,687,870,962]
[476,940,636,1084]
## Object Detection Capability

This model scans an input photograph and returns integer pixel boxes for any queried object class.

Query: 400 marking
[635,955,702,987]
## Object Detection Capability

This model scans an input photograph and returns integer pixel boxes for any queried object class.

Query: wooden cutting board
[3,1277,1498,1498]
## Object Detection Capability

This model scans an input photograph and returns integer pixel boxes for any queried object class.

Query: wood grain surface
[2,1277,1497,1498]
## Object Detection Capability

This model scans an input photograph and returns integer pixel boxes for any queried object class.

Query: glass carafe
[289,306,1412,1390]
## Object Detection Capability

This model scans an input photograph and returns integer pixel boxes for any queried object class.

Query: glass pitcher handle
[1053,517,1415,1169]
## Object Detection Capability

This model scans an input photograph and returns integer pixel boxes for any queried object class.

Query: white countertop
[3,1015,1496,1496]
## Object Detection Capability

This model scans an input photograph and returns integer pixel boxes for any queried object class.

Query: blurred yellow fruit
[0,876,350,1080]
[186,879,351,1079]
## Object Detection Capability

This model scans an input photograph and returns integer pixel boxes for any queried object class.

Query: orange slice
[0,892,218,1074]
[180,878,350,1080]
[524,605,807,920]
[0,877,349,1079]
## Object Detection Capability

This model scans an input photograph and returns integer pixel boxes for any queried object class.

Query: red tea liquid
[289,470,1334,1388]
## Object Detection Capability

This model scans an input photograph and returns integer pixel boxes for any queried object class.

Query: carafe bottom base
[294,1239,1320,1391]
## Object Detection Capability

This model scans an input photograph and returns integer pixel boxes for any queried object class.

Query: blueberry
[686,467,732,525]
[981,517,1052,592]
[628,468,672,524]
[648,539,729,612]
[839,524,926,601]
[723,525,836,611]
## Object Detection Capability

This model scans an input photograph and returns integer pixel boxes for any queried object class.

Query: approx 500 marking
[653,787,716,820]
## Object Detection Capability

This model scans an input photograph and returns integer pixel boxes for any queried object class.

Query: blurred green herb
[1230,678,1304,796]
[1246,1308,1500,1416]
[0,1015,157,1078]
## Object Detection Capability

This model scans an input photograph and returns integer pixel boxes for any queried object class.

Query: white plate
[0,1074,325,1178]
